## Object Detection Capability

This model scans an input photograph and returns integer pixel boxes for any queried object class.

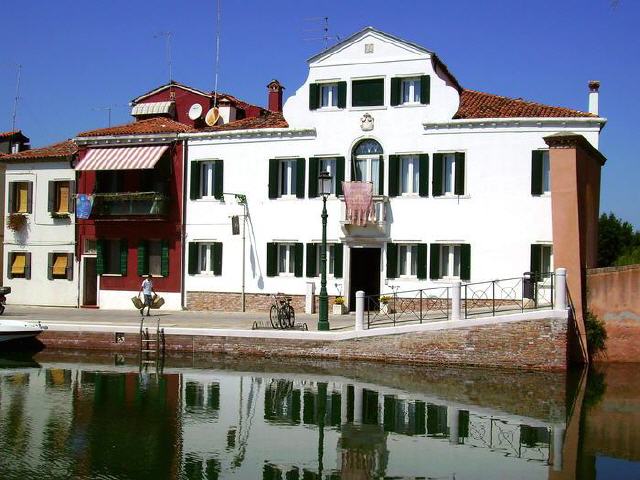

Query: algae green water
[0,351,638,479]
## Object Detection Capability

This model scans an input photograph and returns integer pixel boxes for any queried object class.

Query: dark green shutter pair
[388,154,430,197]
[190,160,224,200]
[531,151,545,195]
[96,239,127,275]
[352,79,384,107]
[308,157,345,197]
[309,82,347,109]
[432,153,465,196]
[428,244,471,281]
[268,158,305,198]
[266,242,303,277]
[305,243,343,278]
[136,240,169,276]
[187,242,222,275]
[390,75,431,106]
[386,243,428,279]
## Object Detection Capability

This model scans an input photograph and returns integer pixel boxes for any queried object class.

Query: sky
[1,0,638,227]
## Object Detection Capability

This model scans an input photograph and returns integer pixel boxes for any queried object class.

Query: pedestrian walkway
[2,305,356,331]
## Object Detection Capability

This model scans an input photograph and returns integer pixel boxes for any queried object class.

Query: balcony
[92,192,170,217]
[340,195,389,239]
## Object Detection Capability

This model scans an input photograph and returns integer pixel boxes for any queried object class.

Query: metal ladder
[139,316,165,377]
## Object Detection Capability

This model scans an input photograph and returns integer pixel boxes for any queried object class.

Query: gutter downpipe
[180,139,187,310]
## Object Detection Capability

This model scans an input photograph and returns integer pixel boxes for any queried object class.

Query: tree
[598,213,640,267]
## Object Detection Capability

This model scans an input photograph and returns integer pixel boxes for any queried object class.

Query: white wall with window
[3,160,77,306]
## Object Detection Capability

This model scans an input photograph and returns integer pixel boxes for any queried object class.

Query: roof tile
[2,140,77,161]
[78,117,195,137]
[203,111,289,132]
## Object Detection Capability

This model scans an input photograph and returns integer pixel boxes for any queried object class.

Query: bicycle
[270,293,295,329]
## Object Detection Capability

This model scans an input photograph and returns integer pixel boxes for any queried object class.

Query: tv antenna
[11,64,22,132]
[303,16,340,50]
[91,104,127,127]
[213,0,222,107]
[155,31,174,96]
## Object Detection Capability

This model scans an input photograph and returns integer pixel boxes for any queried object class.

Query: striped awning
[131,101,174,116]
[75,145,169,171]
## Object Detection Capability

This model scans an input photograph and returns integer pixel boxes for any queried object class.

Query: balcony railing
[340,195,389,237]
[92,192,170,217]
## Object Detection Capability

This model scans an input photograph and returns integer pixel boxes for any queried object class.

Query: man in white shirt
[138,275,156,316]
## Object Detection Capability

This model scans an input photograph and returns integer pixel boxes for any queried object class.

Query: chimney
[267,79,285,112]
[588,80,600,115]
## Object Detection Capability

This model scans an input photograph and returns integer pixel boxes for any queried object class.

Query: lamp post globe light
[318,170,332,331]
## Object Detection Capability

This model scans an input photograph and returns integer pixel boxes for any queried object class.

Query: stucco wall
[587,264,640,362]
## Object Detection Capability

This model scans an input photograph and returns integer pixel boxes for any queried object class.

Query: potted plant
[332,296,347,315]
[7,213,27,232]
[379,295,395,314]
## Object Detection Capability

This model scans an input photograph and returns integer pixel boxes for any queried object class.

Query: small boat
[0,320,47,343]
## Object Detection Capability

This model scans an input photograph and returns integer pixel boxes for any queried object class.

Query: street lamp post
[318,171,332,331]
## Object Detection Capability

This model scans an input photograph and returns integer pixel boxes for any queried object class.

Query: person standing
[138,275,156,317]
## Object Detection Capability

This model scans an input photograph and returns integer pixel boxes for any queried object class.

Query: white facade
[182,28,605,310]
[3,160,78,307]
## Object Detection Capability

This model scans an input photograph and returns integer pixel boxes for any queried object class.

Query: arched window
[353,139,383,156]
[352,139,383,195]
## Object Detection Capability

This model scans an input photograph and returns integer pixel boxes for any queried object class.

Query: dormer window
[401,78,421,104]
[320,84,338,108]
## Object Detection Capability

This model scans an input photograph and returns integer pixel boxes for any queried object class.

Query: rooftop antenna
[303,16,340,50]
[213,0,222,107]
[154,31,174,98]
[91,104,127,127]
[11,64,22,132]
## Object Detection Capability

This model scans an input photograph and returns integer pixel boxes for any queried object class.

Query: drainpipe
[180,139,187,310]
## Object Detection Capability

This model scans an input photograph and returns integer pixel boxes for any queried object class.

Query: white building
[182,27,605,312]
[2,140,79,306]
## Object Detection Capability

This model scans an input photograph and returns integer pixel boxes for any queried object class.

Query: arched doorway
[351,139,383,195]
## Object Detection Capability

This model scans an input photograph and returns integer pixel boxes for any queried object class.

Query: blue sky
[1,0,638,227]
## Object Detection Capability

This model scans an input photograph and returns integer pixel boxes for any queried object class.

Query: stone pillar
[448,406,459,444]
[451,280,461,321]
[355,290,365,331]
[305,282,315,314]
[553,424,565,471]
[555,268,567,311]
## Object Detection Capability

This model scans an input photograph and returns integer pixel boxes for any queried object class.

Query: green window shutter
[190,161,201,200]
[188,242,198,275]
[530,244,542,276]
[96,240,105,275]
[212,242,223,276]
[48,181,56,213]
[335,157,345,196]
[417,244,428,280]
[213,160,224,200]
[119,239,128,276]
[378,155,384,196]
[386,243,398,279]
[308,157,319,198]
[429,244,441,280]
[309,83,319,110]
[420,75,431,104]
[454,152,466,195]
[294,243,303,277]
[334,243,343,278]
[268,159,279,199]
[390,77,401,106]
[352,79,384,107]
[531,151,544,195]
[306,243,317,277]
[47,253,54,280]
[419,154,429,197]
[137,240,149,275]
[460,244,471,281]
[266,243,278,277]
[295,158,305,199]
[161,239,169,277]
[388,155,399,197]
[432,154,444,197]
[337,81,347,109]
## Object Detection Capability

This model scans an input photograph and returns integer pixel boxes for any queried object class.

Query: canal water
[0,351,638,480]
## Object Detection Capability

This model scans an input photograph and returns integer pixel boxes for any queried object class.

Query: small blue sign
[76,194,93,219]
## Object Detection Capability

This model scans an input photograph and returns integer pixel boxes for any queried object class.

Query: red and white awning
[75,145,169,171]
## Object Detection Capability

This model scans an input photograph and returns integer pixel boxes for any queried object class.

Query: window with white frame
[199,243,215,274]
[400,155,420,194]
[398,244,418,277]
[200,162,217,197]
[353,157,381,195]
[320,83,338,108]
[440,244,461,279]
[279,160,297,197]
[315,244,336,276]
[318,158,337,194]
[278,244,296,275]
[443,154,456,195]
[401,78,421,104]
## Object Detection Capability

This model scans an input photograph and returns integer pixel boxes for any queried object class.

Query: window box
[50,212,71,219]
[7,213,28,232]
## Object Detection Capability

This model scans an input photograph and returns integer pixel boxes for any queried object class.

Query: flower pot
[380,303,395,315]
[332,303,347,315]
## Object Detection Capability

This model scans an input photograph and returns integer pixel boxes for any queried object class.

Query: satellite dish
[188,103,203,120]
[205,107,220,126]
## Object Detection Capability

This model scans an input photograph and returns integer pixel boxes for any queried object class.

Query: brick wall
[186,291,340,312]
[39,316,567,371]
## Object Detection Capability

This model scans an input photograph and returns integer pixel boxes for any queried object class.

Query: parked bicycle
[270,293,295,329]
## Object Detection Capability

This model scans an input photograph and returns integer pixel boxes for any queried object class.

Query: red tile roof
[77,117,195,137]
[2,140,77,161]
[203,111,289,132]
[214,92,265,114]
[0,130,20,139]
[455,90,594,119]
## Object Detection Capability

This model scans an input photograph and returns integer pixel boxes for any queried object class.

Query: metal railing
[92,192,170,217]
[341,195,389,225]
[364,272,555,330]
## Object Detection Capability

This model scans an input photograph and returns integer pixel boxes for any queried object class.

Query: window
[95,171,123,193]
[398,245,418,277]
[440,245,461,279]
[387,243,427,279]
[8,181,32,214]
[432,153,465,196]
[48,180,74,215]
[320,84,338,108]
[401,78,421,104]
[278,244,296,275]
[48,252,73,280]
[268,158,305,199]
[148,241,162,276]
[531,150,550,195]
[314,244,336,276]
[266,242,303,277]
[84,239,97,254]
[7,252,30,279]
[305,243,343,278]
[351,78,384,107]
[430,243,471,281]
[191,160,223,200]
[97,239,126,275]
[138,240,169,277]
[353,157,381,195]
[187,242,222,275]
[531,244,553,277]
[280,160,297,197]
[400,155,420,194]
[318,158,337,194]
